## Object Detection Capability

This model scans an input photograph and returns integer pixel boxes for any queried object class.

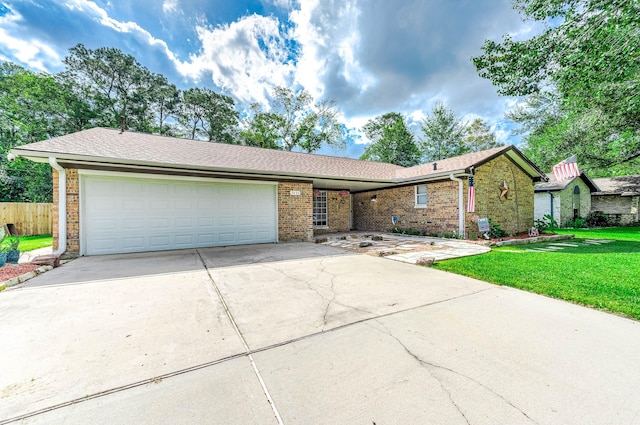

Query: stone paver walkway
[319,232,490,264]
[524,239,614,252]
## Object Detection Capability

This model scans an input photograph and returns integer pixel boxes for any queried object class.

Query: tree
[240,103,283,149]
[243,86,345,153]
[148,74,180,136]
[178,87,239,143]
[464,118,503,152]
[62,44,155,131]
[0,63,88,201]
[473,0,640,174]
[360,113,421,166]
[420,102,468,161]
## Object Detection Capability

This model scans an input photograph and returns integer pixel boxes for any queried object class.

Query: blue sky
[0,0,541,158]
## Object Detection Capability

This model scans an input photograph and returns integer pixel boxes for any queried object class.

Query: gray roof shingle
[535,172,600,192]
[12,127,546,183]
[592,176,640,196]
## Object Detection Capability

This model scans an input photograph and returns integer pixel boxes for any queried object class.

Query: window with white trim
[415,184,427,207]
[313,190,328,227]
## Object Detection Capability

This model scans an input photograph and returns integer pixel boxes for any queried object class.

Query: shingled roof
[11,127,546,184]
[592,175,640,196]
[535,172,600,192]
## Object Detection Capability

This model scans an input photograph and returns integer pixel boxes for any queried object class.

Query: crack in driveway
[367,320,539,425]
[260,260,373,330]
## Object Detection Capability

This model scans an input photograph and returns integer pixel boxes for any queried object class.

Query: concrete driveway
[2,243,640,424]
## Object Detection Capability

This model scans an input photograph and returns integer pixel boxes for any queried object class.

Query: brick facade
[557,179,592,225]
[52,168,80,255]
[352,180,459,234]
[353,155,536,237]
[277,182,314,241]
[313,190,351,235]
[591,195,639,225]
[469,155,535,235]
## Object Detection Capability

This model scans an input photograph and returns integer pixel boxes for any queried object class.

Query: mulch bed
[0,264,40,283]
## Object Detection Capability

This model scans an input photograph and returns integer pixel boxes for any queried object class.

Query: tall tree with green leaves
[243,87,345,153]
[178,87,239,143]
[62,43,155,131]
[148,74,180,136]
[464,118,503,152]
[360,113,421,166]
[473,0,640,174]
[0,63,90,201]
[420,102,468,162]
[240,103,283,149]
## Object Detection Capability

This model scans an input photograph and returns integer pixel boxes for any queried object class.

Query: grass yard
[434,227,640,320]
[15,234,53,252]
[552,226,640,242]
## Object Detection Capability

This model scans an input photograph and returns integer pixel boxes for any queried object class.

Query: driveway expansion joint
[196,250,285,425]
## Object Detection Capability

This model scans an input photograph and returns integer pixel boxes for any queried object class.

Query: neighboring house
[534,173,600,226]
[591,176,640,225]
[11,128,546,256]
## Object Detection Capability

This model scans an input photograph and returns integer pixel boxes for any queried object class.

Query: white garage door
[81,173,277,255]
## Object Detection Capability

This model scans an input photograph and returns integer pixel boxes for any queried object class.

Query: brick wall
[278,182,313,241]
[470,155,535,235]
[557,179,592,226]
[52,167,80,255]
[591,194,639,224]
[352,181,459,234]
[351,154,536,237]
[313,190,351,235]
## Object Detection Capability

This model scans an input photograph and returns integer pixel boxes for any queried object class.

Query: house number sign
[290,190,301,196]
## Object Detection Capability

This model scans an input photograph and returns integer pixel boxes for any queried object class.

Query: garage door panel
[256,231,274,241]
[150,218,170,229]
[82,175,277,255]
[198,233,216,244]
[218,216,234,226]
[122,236,145,249]
[237,216,253,226]
[150,235,171,247]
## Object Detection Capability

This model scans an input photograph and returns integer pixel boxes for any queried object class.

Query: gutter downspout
[49,157,67,256]
[547,190,554,221]
[449,174,465,238]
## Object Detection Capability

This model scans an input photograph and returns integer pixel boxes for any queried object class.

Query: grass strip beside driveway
[16,234,52,252]
[434,230,640,320]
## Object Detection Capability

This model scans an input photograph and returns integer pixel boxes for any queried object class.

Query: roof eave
[11,148,398,184]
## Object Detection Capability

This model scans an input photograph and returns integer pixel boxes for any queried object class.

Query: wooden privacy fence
[0,203,52,236]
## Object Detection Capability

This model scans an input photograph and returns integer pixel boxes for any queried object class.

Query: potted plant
[0,246,7,268]
[0,240,7,268]
[5,236,20,264]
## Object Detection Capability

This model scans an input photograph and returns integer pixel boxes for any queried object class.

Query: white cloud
[162,0,179,14]
[264,0,295,9]
[61,0,182,64]
[176,14,295,104]
[0,8,61,71]
[289,0,375,101]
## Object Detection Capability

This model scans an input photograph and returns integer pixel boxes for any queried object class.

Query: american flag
[552,155,580,181]
[467,176,475,213]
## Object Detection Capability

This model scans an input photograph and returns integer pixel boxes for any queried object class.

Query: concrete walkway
[2,243,640,424]
[18,247,53,264]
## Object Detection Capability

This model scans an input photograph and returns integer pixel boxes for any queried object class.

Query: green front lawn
[552,226,640,242]
[435,227,640,320]
[15,234,53,252]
